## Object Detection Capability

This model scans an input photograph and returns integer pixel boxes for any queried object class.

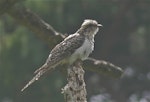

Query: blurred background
[0,0,150,102]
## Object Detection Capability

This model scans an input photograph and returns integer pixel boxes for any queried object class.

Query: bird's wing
[21,33,85,91]
[35,33,85,73]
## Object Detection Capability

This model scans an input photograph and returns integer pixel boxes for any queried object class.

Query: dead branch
[8,5,65,46]
[62,61,87,102]
[0,2,124,102]
[85,58,123,78]
[5,4,124,78]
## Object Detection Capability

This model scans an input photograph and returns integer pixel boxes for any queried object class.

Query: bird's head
[77,19,102,37]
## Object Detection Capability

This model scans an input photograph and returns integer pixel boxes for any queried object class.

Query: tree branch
[62,61,87,102]
[6,4,124,78]
[84,58,123,78]
[1,0,124,81]
[0,1,124,101]
[8,5,65,46]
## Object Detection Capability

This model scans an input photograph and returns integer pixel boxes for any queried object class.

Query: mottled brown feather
[21,34,85,91]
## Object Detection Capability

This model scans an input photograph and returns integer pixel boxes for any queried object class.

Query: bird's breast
[69,38,94,64]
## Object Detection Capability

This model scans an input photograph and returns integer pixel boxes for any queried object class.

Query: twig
[6,5,124,79]
[0,2,124,101]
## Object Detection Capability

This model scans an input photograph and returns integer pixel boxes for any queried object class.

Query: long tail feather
[21,66,49,91]
[34,64,47,74]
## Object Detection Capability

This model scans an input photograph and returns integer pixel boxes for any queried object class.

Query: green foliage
[0,0,150,102]
[0,18,65,101]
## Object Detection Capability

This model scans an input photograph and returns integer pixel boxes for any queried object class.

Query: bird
[21,19,102,91]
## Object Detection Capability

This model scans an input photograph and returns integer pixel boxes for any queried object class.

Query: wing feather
[35,33,85,73]
[21,34,85,91]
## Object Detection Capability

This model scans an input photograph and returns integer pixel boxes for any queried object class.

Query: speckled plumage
[21,19,102,91]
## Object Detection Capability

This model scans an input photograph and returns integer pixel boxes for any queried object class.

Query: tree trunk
[62,61,87,102]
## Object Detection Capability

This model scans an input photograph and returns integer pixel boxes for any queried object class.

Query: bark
[85,58,123,78]
[8,5,65,46]
[62,61,87,102]
[6,5,123,78]
[0,1,124,102]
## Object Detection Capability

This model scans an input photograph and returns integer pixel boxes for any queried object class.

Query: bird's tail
[21,65,49,92]
[34,64,47,74]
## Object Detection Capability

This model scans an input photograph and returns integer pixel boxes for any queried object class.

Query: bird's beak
[97,24,103,27]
